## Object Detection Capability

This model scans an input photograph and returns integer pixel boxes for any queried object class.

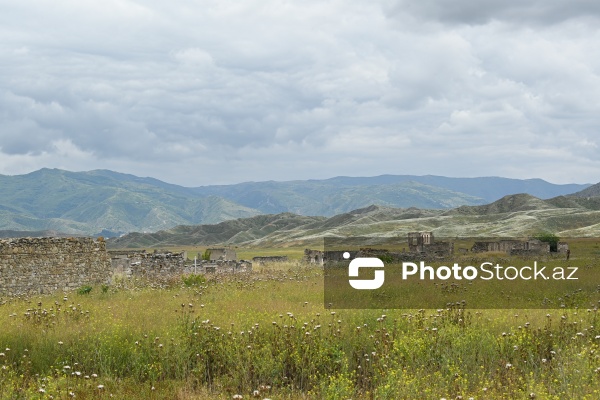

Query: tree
[533,232,560,252]
[201,249,211,261]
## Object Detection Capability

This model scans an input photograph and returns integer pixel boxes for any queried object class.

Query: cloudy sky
[1,0,599,186]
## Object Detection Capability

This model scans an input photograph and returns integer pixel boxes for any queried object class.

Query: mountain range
[107,191,600,248]
[0,168,593,237]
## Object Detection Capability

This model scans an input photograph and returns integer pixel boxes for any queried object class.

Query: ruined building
[0,237,111,296]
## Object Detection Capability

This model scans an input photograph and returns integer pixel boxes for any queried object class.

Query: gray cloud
[390,0,600,26]
[0,0,599,185]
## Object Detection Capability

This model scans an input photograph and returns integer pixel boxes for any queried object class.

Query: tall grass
[0,263,599,399]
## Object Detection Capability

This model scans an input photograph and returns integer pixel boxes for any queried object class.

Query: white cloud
[0,0,599,185]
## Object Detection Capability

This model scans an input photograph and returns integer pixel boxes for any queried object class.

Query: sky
[1,0,599,186]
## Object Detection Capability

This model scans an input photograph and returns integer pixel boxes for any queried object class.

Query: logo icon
[346,252,385,290]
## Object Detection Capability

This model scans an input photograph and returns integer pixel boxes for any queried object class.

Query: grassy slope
[109,194,600,249]
[0,169,261,236]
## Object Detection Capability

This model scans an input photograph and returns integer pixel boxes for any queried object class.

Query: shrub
[77,285,93,295]
[182,274,206,287]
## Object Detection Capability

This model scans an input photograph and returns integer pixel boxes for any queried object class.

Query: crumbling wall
[472,239,551,255]
[304,249,324,265]
[0,237,111,296]
[252,256,288,264]
[110,251,252,277]
[110,251,188,278]
[207,248,237,261]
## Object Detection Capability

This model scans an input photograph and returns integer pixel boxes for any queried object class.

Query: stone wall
[252,256,288,264]
[110,250,189,278]
[110,251,252,277]
[0,237,111,296]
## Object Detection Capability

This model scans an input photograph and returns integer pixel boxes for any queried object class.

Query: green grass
[1,256,600,398]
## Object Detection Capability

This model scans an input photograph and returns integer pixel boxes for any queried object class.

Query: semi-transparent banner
[323,236,599,309]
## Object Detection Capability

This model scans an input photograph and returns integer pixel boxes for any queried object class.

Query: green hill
[0,169,260,236]
[108,193,600,248]
[0,169,593,237]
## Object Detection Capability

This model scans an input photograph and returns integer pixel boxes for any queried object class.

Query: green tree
[534,232,560,252]
[201,249,211,261]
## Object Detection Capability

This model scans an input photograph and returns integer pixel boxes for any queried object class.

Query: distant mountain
[192,180,487,215]
[0,169,260,236]
[0,169,592,237]
[190,175,589,216]
[108,193,600,248]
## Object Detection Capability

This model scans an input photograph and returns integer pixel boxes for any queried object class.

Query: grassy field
[1,244,600,399]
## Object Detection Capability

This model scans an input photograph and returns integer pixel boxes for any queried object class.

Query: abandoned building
[408,231,433,252]
[304,249,324,265]
[206,248,237,261]
[304,232,452,265]
[471,239,569,255]
[407,232,453,256]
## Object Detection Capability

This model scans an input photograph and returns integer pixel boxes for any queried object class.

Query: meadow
[1,243,600,399]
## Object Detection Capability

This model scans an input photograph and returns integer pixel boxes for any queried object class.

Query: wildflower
[233,395,243,399]
[505,363,513,369]
[38,388,46,393]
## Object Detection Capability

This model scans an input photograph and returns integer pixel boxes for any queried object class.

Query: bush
[534,232,560,252]
[77,285,93,295]
[182,274,206,287]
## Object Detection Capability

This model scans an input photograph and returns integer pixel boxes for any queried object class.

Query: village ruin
[0,238,252,296]
[305,232,568,264]
[0,237,112,296]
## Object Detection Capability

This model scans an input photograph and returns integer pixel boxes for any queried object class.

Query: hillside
[0,169,260,236]
[108,193,600,248]
[191,175,589,215]
[570,182,600,198]
[0,169,592,237]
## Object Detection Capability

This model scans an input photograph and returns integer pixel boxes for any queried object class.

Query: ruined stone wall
[252,256,289,264]
[0,237,111,296]
[110,251,189,278]
[110,251,251,277]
